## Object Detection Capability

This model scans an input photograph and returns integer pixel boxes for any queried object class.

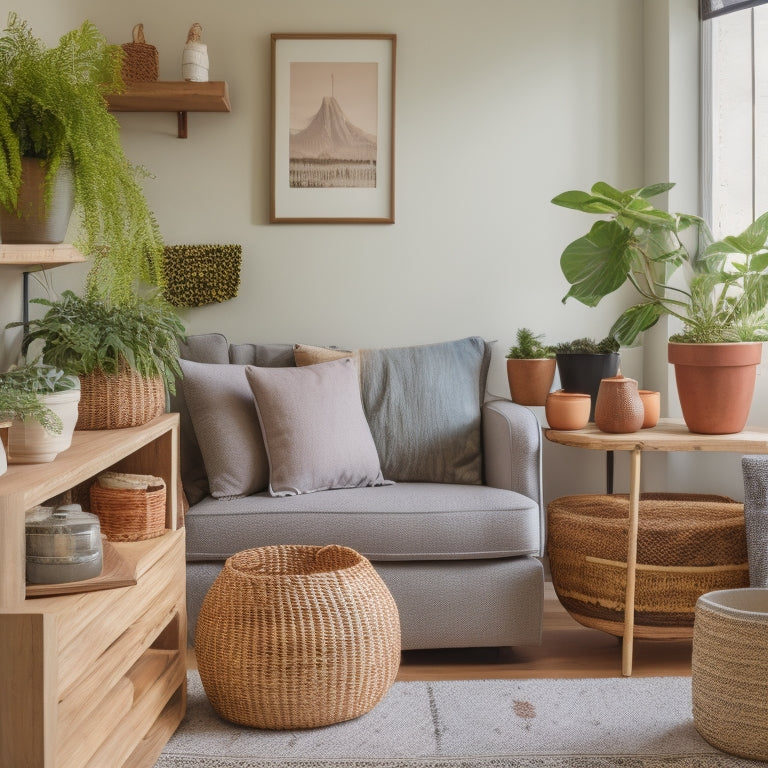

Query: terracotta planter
[0,157,74,244]
[594,375,644,434]
[555,352,620,422]
[668,342,762,434]
[506,358,556,406]
[639,390,661,429]
[545,390,591,430]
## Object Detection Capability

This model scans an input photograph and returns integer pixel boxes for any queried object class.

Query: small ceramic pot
[594,375,644,434]
[638,390,660,429]
[545,390,591,430]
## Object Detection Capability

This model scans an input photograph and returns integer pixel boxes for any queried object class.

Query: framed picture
[270,33,396,224]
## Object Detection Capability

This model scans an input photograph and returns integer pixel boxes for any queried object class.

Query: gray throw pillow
[244,358,390,497]
[180,359,269,498]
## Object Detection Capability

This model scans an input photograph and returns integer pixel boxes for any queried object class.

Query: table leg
[622,447,641,676]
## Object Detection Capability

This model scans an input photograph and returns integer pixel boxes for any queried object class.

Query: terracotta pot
[638,390,661,429]
[668,342,762,434]
[555,352,620,422]
[545,390,591,430]
[594,375,644,434]
[506,358,556,406]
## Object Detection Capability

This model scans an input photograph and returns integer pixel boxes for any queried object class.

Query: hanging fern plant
[0,13,164,304]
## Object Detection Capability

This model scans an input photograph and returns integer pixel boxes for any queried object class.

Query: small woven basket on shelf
[195,544,401,729]
[547,493,749,637]
[692,588,768,761]
[90,471,166,542]
[121,23,159,83]
[77,364,165,431]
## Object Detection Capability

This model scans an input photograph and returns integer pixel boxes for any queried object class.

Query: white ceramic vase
[182,42,209,82]
[8,390,81,464]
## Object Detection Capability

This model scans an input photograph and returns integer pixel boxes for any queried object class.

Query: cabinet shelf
[106,81,231,138]
[0,243,86,269]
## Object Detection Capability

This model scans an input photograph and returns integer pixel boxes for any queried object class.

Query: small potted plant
[552,181,768,433]
[505,328,556,406]
[0,360,80,463]
[13,290,184,430]
[552,336,620,422]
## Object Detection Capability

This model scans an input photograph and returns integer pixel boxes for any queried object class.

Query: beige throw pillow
[245,358,390,497]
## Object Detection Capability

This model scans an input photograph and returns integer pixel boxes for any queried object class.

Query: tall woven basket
[547,493,749,637]
[692,588,768,761]
[121,23,159,83]
[77,365,165,430]
[195,545,401,729]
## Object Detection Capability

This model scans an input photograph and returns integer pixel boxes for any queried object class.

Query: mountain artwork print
[289,61,378,189]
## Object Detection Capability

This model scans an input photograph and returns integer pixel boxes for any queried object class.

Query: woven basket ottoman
[547,493,749,638]
[195,544,401,729]
[693,588,768,761]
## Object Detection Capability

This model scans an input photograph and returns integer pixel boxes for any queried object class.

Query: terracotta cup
[638,389,661,429]
[545,390,591,431]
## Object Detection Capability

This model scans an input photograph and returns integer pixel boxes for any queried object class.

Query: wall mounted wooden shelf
[0,243,86,269]
[106,81,231,138]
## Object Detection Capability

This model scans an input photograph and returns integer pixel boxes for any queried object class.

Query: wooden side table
[545,418,768,676]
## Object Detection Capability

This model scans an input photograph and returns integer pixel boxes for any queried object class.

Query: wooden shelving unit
[0,243,86,269]
[106,81,231,138]
[0,414,186,767]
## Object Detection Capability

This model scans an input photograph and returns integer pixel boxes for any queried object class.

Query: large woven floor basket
[195,544,401,730]
[77,365,165,430]
[547,493,749,637]
[692,588,768,761]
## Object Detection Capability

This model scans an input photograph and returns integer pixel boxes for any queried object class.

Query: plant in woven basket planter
[13,291,184,430]
[0,13,164,301]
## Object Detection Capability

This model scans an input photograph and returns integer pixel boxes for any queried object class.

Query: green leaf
[750,251,768,273]
[560,220,633,307]
[742,274,768,315]
[636,182,675,199]
[590,182,629,203]
[551,190,621,214]
[609,302,664,347]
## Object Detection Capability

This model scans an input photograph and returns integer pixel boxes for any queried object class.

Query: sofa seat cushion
[185,483,540,562]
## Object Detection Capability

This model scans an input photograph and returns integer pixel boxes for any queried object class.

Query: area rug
[154,673,763,767]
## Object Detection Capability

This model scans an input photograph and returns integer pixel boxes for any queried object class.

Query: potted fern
[505,328,556,406]
[0,360,80,463]
[14,291,184,430]
[552,181,768,433]
[0,13,164,302]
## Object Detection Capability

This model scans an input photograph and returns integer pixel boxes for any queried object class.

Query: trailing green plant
[0,13,164,303]
[14,291,185,393]
[553,336,620,355]
[552,181,768,345]
[0,360,79,432]
[505,328,554,359]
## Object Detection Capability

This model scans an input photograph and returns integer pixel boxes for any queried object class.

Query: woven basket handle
[132,23,145,44]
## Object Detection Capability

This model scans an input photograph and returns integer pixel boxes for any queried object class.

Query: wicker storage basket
[195,544,401,729]
[692,588,768,761]
[89,471,166,542]
[77,364,165,430]
[121,24,159,83]
[547,493,749,637]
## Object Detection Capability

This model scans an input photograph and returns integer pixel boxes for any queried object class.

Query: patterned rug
[154,673,763,767]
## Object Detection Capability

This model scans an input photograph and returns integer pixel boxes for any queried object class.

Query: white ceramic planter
[8,390,81,464]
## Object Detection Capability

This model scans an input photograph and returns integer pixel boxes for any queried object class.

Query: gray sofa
[173,333,545,650]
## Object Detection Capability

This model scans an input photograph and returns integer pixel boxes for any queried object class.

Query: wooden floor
[188,582,693,680]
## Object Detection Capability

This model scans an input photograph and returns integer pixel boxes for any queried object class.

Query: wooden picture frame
[270,33,396,224]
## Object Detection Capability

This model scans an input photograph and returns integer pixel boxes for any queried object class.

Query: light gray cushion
[245,357,389,497]
[184,482,541,561]
[358,336,491,484]
[180,359,269,498]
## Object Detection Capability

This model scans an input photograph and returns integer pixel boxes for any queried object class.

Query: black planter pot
[556,352,620,422]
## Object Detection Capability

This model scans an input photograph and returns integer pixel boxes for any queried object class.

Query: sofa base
[187,555,544,650]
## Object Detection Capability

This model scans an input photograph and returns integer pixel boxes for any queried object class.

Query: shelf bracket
[177,111,188,139]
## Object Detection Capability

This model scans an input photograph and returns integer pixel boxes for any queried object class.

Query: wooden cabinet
[0,414,186,767]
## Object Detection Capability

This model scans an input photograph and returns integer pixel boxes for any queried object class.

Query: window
[703,4,768,235]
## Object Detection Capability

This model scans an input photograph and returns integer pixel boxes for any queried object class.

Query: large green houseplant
[552,181,768,433]
[0,13,164,302]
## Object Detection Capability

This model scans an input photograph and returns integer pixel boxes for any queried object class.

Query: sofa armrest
[483,398,543,555]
